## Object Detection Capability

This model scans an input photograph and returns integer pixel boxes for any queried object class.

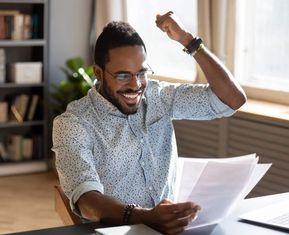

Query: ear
[93,64,104,82]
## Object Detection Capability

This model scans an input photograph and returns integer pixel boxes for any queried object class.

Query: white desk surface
[182,192,289,235]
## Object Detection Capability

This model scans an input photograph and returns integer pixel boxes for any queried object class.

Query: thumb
[160,198,174,204]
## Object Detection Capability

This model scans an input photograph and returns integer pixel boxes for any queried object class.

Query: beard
[100,78,145,115]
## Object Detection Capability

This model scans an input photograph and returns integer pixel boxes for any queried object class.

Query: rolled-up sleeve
[207,87,235,118]
[156,82,235,120]
[52,115,103,215]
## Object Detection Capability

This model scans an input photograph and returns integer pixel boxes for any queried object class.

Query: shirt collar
[88,86,118,119]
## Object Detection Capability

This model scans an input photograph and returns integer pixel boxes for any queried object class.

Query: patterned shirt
[52,80,235,214]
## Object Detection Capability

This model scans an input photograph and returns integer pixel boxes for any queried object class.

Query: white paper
[175,154,271,229]
[95,224,162,235]
[241,163,272,198]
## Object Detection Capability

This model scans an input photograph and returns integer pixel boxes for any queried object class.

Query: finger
[172,206,200,220]
[160,198,174,205]
[157,204,199,223]
[168,202,201,214]
[155,11,174,27]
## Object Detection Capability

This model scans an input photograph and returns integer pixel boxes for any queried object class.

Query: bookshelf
[0,0,49,176]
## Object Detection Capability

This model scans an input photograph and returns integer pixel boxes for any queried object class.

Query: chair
[54,185,82,225]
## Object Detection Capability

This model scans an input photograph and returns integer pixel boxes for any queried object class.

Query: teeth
[123,93,139,99]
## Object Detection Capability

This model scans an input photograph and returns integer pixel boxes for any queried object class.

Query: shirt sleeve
[52,114,104,215]
[155,81,235,120]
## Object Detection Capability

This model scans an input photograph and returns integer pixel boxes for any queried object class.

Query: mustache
[118,86,145,94]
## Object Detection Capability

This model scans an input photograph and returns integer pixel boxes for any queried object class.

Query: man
[52,12,246,235]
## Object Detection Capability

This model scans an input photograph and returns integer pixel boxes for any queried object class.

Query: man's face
[97,46,148,115]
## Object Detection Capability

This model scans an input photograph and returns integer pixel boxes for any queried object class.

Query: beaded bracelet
[123,204,140,225]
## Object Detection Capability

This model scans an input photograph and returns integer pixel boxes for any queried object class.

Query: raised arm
[155,11,247,110]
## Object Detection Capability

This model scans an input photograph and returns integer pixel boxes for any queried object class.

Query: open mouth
[120,91,142,105]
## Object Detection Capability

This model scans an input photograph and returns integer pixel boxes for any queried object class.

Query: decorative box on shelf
[8,62,42,84]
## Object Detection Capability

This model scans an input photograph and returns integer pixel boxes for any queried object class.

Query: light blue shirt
[52,80,235,214]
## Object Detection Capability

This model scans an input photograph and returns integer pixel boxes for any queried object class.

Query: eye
[138,70,147,78]
[116,73,131,81]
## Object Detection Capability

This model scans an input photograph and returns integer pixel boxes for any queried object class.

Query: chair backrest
[54,185,82,225]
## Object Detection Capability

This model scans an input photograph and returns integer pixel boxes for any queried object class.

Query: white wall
[48,0,94,85]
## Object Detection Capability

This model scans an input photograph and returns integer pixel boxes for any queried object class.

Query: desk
[8,192,289,235]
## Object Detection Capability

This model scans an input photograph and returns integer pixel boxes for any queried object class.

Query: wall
[47,0,94,155]
[48,0,94,86]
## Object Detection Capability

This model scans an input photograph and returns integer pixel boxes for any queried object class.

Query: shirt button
[149,186,153,191]
[141,162,145,166]
[140,139,144,143]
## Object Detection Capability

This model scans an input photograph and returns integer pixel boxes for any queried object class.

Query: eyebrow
[114,67,148,74]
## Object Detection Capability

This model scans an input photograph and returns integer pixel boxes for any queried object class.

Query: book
[27,94,39,121]
[0,11,32,40]
[22,137,33,160]
[12,13,24,40]
[0,101,8,122]
[22,14,32,39]
[0,48,6,83]
[6,134,22,161]
[0,15,5,39]
[0,142,8,161]
[0,10,19,40]
[10,94,30,122]
[31,14,39,39]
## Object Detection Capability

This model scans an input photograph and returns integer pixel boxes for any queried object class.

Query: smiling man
[52,12,246,235]
[96,45,149,114]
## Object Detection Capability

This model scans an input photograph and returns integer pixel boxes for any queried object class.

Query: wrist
[183,36,204,56]
[130,207,151,225]
[179,32,194,47]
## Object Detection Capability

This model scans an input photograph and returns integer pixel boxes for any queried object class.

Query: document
[175,153,271,230]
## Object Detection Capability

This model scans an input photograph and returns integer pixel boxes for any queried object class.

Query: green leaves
[66,57,84,71]
[50,57,96,115]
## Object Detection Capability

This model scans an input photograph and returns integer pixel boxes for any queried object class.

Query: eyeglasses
[105,65,154,83]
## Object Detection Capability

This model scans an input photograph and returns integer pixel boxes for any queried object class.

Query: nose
[128,74,142,89]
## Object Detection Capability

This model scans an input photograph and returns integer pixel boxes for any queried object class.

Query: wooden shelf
[0,39,46,47]
[0,0,46,4]
[0,160,48,176]
[0,82,44,88]
[0,120,45,129]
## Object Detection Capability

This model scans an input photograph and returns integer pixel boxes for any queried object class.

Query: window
[126,0,197,81]
[235,0,289,97]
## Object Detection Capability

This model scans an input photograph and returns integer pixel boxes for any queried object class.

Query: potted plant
[50,57,96,115]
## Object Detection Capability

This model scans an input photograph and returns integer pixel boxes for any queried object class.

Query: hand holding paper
[176,153,271,230]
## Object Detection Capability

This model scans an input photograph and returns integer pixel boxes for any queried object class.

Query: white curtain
[95,0,127,37]
[197,0,236,82]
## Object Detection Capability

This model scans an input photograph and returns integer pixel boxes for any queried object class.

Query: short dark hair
[94,21,147,69]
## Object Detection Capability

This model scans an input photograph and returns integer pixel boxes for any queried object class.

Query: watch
[183,37,204,56]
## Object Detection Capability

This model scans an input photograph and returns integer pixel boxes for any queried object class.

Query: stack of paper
[175,153,271,229]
